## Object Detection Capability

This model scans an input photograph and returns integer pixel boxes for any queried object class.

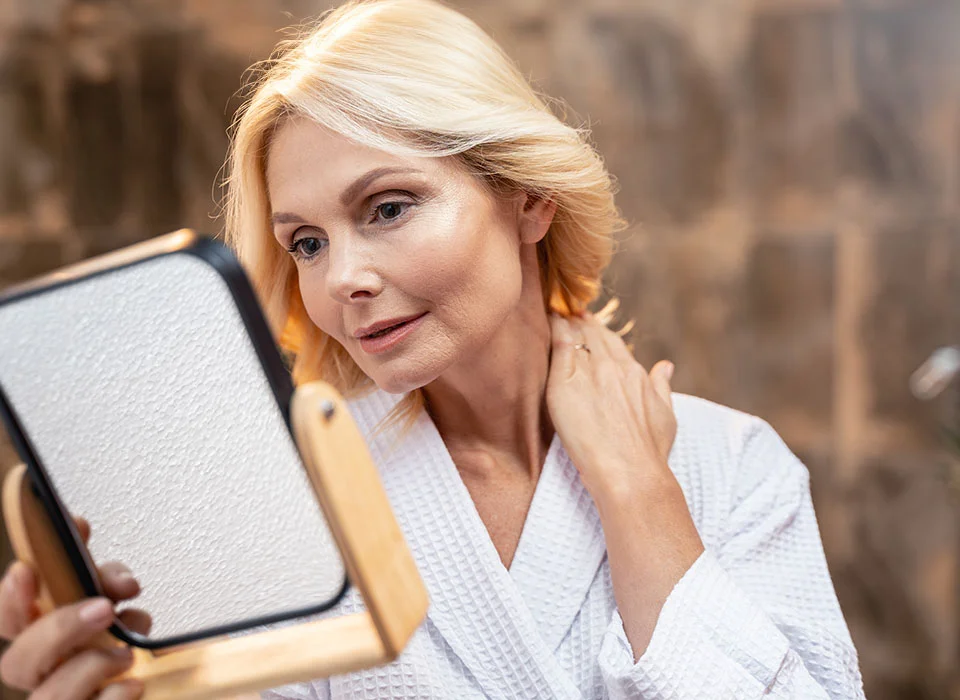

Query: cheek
[297,269,342,342]
[410,207,524,336]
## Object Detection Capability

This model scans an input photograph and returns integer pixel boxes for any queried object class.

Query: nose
[325,235,382,304]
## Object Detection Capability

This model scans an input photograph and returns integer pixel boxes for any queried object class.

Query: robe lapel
[347,391,582,699]
[508,439,607,652]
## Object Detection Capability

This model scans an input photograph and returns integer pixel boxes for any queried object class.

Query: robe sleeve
[597,417,865,699]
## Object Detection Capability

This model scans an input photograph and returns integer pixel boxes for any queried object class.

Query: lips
[353,313,426,339]
[365,325,397,338]
[356,313,428,355]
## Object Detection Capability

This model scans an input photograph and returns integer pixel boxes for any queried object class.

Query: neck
[422,249,553,481]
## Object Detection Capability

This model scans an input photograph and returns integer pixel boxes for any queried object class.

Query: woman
[0,0,865,698]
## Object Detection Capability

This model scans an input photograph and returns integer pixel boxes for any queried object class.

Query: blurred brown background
[1,0,959,698]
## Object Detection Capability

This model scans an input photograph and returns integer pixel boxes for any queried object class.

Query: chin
[358,342,457,395]
[368,365,438,395]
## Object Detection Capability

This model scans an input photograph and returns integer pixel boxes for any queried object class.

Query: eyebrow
[270,212,306,226]
[270,166,423,228]
[339,166,422,206]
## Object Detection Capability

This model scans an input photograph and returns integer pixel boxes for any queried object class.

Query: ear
[518,194,557,245]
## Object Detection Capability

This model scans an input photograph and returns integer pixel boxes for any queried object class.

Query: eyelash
[286,197,415,261]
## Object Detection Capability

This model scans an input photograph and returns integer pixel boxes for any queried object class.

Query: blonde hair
[223,0,625,427]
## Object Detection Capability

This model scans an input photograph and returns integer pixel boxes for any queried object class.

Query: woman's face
[266,118,543,393]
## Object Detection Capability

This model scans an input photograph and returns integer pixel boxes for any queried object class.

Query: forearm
[594,475,704,661]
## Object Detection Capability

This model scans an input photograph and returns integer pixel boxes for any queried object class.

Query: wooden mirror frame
[3,381,428,699]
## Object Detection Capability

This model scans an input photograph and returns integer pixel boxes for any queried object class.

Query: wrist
[591,472,704,561]
[589,470,678,521]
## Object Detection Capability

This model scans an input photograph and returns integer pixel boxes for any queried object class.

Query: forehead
[265,117,453,207]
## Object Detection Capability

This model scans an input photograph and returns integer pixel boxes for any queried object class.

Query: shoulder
[668,393,810,540]
[671,392,783,465]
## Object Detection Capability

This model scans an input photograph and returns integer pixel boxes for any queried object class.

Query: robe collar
[347,390,607,699]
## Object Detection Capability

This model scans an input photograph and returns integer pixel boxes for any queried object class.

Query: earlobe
[519,195,558,245]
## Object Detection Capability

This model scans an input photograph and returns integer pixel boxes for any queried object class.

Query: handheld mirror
[0,230,427,698]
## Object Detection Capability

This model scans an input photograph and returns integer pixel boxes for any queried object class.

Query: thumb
[650,360,674,408]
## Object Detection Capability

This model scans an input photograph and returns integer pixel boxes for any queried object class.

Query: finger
[74,517,91,544]
[575,315,633,375]
[31,646,135,700]
[549,314,578,381]
[585,313,636,367]
[97,679,145,700]
[0,597,115,690]
[567,317,604,384]
[98,563,140,602]
[564,315,587,346]
[117,608,152,637]
[563,316,597,377]
[649,360,675,409]
[0,561,39,641]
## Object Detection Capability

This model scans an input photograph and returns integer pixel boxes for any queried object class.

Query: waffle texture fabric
[264,390,865,699]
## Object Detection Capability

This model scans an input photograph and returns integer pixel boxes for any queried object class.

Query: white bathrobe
[263,390,865,699]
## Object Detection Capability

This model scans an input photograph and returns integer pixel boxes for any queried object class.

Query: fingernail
[114,571,136,585]
[109,645,133,663]
[3,564,19,592]
[665,362,675,380]
[79,598,114,624]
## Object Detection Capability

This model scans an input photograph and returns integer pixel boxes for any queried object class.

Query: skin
[0,117,704,698]
[0,519,146,699]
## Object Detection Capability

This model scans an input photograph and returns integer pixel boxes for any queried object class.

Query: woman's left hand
[546,312,678,503]
[546,312,704,657]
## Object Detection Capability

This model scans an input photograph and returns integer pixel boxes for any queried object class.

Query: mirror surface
[0,246,347,646]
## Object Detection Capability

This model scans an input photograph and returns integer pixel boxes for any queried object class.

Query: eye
[373,201,409,223]
[287,236,327,260]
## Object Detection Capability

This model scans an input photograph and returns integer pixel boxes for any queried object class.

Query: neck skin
[422,243,554,482]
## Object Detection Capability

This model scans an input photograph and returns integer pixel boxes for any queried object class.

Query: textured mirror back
[0,251,346,643]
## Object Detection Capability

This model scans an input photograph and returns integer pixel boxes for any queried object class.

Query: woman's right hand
[0,518,149,699]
